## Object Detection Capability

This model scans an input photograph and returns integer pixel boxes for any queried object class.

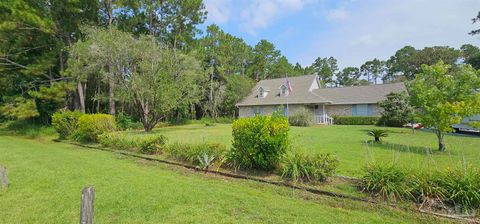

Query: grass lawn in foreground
[0,135,449,223]
[129,124,480,177]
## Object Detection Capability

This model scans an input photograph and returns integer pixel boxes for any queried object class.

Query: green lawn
[0,135,450,223]
[130,124,480,177]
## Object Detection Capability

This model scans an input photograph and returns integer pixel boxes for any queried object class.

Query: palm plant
[367,129,388,142]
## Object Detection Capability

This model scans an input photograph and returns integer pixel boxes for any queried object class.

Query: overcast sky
[203,0,480,68]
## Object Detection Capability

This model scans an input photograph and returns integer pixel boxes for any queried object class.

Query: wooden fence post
[0,166,8,189]
[80,186,95,224]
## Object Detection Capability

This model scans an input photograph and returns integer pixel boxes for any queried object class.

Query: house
[236,75,407,124]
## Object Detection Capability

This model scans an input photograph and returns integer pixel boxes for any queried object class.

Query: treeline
[0,1,479,127]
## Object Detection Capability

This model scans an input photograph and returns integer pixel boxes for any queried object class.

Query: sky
[202,0,480,68]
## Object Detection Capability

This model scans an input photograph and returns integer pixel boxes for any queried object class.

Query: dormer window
[257,86,269,98]
[280,85,288,97]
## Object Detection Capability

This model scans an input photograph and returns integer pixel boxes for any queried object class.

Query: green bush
[76,114,116,142]
[139,135,167,154]
[332,116,380,125]
[439,167,480,210]
[228,115,289,170]
[51,110,83,139]
[116,112,142,130]
[98,132,140,151]
[361,163,412,201]
[166,142,227,166]
[281,152,339,183]
[288,108,313,127]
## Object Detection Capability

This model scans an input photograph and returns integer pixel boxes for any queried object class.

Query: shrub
[76,114,116,142]
[98,132,167,154]
[367,129,388,142]
[51,110,83,139]
[281,152,339,183]
[361,163,412,201]
[229,115,289,170]
[98,132,141,151]
[439,166,480,210]
[288,108,313,127]
[116,112,142,130]
[332,116,380,125]
[378,92,413,127]
[167,142,227,166]
[409,171,446,203]
[139,135,167,154]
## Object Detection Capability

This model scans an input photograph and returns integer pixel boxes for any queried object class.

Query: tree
[337,67,361,86]
[310,57,338,87]
[469,11,480,35]
[386,46,461,81]
[378,92,412,127]
[360,59,384,84]
[408,61,480,151]
[270,56,295,78]
[385,46,418,81]
[222,75,255,117]
[461,44,480,69]
[119,36,202,131]
[250,40,281,80]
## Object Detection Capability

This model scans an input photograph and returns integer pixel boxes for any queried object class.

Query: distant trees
[310,57,338,87]
[360,59,385,84]
[408,62,480,151]
[337,67,361,86]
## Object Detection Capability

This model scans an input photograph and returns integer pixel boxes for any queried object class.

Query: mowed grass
[0,136,450,223]
[131,124,480,177]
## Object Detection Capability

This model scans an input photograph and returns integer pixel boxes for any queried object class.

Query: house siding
[326,104,382,116]
[238,104,314,118]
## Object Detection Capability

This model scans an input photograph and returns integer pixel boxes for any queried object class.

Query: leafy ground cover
[129,124,480,177]
[0,135,450,223]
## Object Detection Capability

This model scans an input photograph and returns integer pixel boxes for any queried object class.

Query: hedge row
[332,116,380,125]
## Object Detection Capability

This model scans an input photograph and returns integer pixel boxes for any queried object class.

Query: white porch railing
[315,114,334,125]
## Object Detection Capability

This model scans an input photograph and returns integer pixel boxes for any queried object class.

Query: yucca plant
[198,153,216,173]
[367,129,388,142]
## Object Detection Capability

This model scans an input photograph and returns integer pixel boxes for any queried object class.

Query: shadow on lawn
[365,141,455,156]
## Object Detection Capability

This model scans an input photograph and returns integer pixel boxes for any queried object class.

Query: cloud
[299,0,479,68]
[326,8,349,21]
[239,0,307,35]
[204,0,232,24]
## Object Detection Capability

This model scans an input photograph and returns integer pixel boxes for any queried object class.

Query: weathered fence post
[0,166,8,189]
[80,186,95,224]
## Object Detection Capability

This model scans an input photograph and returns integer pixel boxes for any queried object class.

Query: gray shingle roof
[236,75,330,106]
[236,75,407,106]
[312,82,407,105]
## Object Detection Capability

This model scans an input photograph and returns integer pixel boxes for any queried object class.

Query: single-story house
[236,75,406,124]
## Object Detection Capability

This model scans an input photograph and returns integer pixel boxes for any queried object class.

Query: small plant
[166,142,227,166]
[288,108,313,127]
[197,153,216,172]
[139,135,167,154]
[367,129,388,142]
[281,152,339,183]
[362,162,412,201]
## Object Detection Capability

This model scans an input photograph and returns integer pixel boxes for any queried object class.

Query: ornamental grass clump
[166,142,227,166]
[281,152,339,183]
[228,115,289,170]
[361,162,412,201]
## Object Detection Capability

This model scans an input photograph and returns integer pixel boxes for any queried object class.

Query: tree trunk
[77,80,86,113]
[436,129,446,151]
[108,75,115,115]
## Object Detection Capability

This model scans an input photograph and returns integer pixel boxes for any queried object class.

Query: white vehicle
[453,114,480,133]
